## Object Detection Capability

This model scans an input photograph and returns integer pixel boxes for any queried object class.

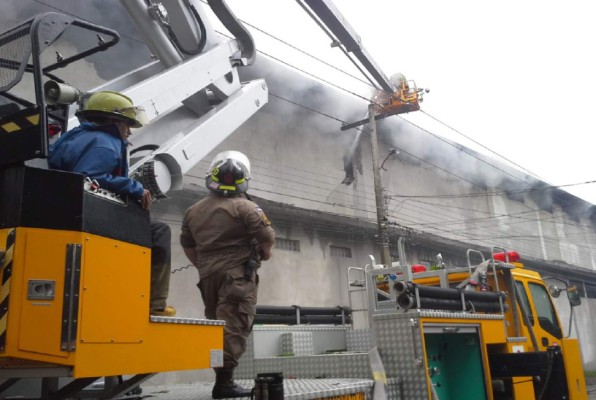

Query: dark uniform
[49,106,174,317]
[180,193,275,369]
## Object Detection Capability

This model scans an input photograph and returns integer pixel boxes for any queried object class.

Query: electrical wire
[183,170,593,254]
[198,96,596,241]
[234,10,374,89]
[266,94,596,234]
[208,91,596,251]
[34,0,594,213]
[419,109,545,181]
[29,1,596,256]
[233,14,596,224]
[293,0,384,92]
[220,8,541,189]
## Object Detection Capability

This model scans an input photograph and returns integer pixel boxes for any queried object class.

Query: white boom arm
[68,0,268,198]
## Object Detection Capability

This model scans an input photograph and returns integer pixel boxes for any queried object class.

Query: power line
[252,47,374,105]
[35,0,590,206]
[41,0,576,204]
[235,11,374,89]
[419,110,544,180]
[191,10,596,259]
[269,93,349,123]
[229,11,596,218]
[293,0,383,92]
[226,7,539,189]
[387,179,596,200]
[396,115,531,185]
[28,2,596,257]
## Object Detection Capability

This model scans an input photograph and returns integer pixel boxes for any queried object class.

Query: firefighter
[48,91,176,317]
[180,151,275,399]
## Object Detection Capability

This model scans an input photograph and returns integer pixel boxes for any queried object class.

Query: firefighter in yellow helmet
[180,151,275,398]
[48,91,175,317]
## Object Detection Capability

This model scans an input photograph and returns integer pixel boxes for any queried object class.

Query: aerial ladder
[0,0,267,398]
[297,0,427,131]
[298,0,428,267]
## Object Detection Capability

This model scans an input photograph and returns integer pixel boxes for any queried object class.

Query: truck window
[528,282,563,339]
[515,281,534,325]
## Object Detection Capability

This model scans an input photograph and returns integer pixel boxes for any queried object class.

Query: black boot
[212,368,252,399]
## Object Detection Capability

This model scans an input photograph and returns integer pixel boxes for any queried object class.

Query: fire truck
[224,239,586,400]
[0,0,588,399]
[359,240,587,400]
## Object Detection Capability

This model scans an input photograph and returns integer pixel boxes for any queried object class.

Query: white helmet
[390,73,407,90]
[205,151,251,195]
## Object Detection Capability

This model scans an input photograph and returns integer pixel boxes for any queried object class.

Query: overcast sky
[218,0,596,204]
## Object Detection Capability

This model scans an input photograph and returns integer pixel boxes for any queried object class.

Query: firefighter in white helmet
[180,151,275,398]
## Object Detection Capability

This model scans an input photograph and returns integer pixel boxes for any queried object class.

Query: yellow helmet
[76,91,148,128]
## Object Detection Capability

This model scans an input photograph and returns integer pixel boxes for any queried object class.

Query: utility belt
[244,244,261,280]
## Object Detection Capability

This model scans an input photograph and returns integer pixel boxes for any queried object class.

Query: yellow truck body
[0,227,222,378]
[368,251,587,400]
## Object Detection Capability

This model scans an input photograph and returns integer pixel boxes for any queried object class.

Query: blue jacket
[48,122,145,200]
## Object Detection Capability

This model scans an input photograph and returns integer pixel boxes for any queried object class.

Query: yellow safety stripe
[219,185,236,191]
[1,122,20,133]
[26,114,40,125]
[0,112,40,134]
[0,228,15,352]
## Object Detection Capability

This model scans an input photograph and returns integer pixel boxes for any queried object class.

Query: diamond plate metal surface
[141,378,373,400]
[253,325,350,332]
[374,313,428,400]
[237,326,359,379]
[418,310,503,320]
[346,329,375,352]
[236,331,255,378]
[236,353,370,380]
[281,332,315,356]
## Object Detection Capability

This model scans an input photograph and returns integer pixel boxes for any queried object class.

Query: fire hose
[394,282,507,312]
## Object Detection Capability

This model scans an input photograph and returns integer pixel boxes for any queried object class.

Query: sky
[216,0,596,204]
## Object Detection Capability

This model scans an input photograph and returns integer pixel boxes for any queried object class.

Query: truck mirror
[567,286,581,307]
[548,285,562,298]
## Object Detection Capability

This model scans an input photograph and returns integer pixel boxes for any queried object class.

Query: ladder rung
[350,280,365,287]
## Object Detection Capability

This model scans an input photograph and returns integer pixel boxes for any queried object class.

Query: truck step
[149,316,225,326]
[141,378,374,400]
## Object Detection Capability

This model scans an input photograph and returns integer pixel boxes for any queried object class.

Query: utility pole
[368,103,391,267]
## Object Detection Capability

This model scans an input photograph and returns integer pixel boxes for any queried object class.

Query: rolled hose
[393,281,412,295]
[397,293,508,313]
[394,281,505,302]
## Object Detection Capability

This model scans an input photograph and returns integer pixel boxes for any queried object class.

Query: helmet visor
[116,106,149,127]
